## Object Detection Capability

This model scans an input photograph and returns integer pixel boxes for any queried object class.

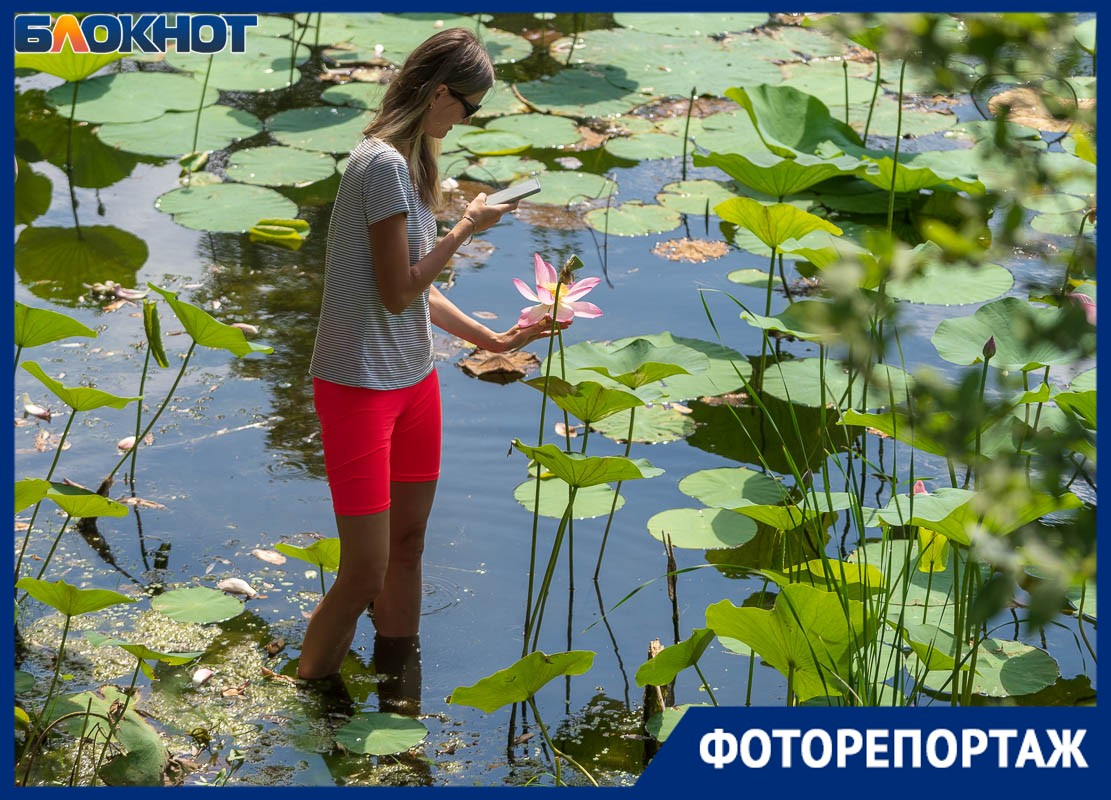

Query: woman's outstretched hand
[464,192,519,234]
[491,320,571,352]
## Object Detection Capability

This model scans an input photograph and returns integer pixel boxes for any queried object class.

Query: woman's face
[423,84,487,139]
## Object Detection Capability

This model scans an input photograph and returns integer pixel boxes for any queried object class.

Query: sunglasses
[447,87,482,118]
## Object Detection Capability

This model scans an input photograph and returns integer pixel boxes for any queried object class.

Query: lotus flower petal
[562,277,601,302]
[534,253,557,286]
[566,300,603,319]
[518,304,552,328]
[513,278,540,303]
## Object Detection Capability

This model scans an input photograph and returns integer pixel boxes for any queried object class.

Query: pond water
[13,12,1096,787]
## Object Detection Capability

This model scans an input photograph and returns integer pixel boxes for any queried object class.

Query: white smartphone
[485,177,542,206]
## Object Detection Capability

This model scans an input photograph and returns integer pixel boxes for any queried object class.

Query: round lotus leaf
[1020,193,1088,215]
[165,38,311,92]
[462,156,545,184]
[151,586,243,624]
[45,71,220,124]
[760,358,914,409]
[605,132,685,162]
[1030,211,1090,237]
[225,146,336,187]
[1040,151,1096,197]
[157,183,298,233]
[885,261,1014,306]
[514,480,624,520]
[835,95,959,139]
[438,152,470,180]
[96,106,263,158]
[335,712,428,755]
[515,69,643,119]
[678,467,788,509]
[765,25,846,61]
[321,82,387,110]
[515,170,614,207]
[482,28,533,64]
[585,201,681,237]
[15,225,147,305]
[459,129,530,156]
[669,112,765,155]
[267,105,371,154]
[485,114,582,150]
[647,507,758,550]
[442,123,482,154]
[613,13,768,36]
[913,639,1060,698]
[322,13,476,65]
[251,12,305,38]
[657,180,740,216]
[591,405,696,444]
[1070,368,1095,393]
[471,86,532,120]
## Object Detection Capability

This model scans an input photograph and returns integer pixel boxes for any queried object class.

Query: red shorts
[313,371,441,516]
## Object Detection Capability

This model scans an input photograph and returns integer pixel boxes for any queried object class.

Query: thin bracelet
[460,214,477,245]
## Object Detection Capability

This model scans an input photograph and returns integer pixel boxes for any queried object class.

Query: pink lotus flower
[1067,292,1096,326]
[513,253,602,328]
[913,480,927,495]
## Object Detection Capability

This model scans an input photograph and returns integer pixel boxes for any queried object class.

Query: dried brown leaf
[458,349,540,384]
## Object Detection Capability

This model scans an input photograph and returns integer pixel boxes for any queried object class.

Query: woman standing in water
[300,28,560,681]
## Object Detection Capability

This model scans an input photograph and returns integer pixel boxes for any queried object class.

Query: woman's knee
[330,568,387,609]
[390,522,427,570]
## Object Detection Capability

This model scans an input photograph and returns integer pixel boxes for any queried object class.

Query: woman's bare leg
[297,510,390,680]
[372,480,438,637]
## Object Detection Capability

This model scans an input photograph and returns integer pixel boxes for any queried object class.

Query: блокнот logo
[15,13,258,54]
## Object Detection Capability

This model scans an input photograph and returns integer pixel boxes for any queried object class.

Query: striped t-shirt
[310,137,437,390]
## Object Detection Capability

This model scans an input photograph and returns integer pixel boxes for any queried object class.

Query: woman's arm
[429,285,566,353]
[374,193,514,315]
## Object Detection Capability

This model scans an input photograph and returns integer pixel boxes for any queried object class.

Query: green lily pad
[858,156,983,194]
[760,358,914,409]
[515,68,642,119]
[275,538,341,572]
[22,361,140,412]
[839,410,951,457]
[657,179,740,216]
[635,628,715,687]
[480,28,533,65]
[678,467,788,509]
[151,586,244,624]
[524,377,644,424]
[715,196,843,250]
[912,638,1060,698]
[15,671,34,695]
[267,105,371,154]
[165,38,311,93]
[742,299,845,344]
[85,632,204,679]
[15,478,50,515]
[726,83,863,158]
[462,156,545,184]
[1070,368,1096,393]
[511,440,663,488]
[734,491,857,530]
[448,650,595,712]
[16,578,134,617]
[590,404,696,444]
[321,82,388,110]
[15,225,147,304]
[514,479,624,520]
[707,583,871,702]
[885,261,1014,305]
[156,183,298,234]
[335,712,428,755]
[696,150,861,199]
[15,43,123,82]
[605,132,684,162]
[523,171,615,207]
[96,106,263,158]
[148,283,273,357]
[1030,211,1090,237]
[45,71,219,124]
[932,296,1092,371]
[225,146,336,187]
[614,13,767,36]
[14,158,51,225]
[459,129,531,156]
[646,508,758,550]
[15,302,96,349]
[1020,192,1088,215]
[584,201,681,237]
[485,114,582,150]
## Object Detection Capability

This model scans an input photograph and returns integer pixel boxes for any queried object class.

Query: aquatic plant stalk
[127,341,155,487]
[528,489,578,653]
[526,696,597,786]
[592,407,636,580]
[14,412,77,584]
[65,81,82,236]
[681,86,696,182]
[186,56,214,186]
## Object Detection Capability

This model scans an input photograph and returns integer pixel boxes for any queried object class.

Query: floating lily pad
[165,38,312,93]
[335,713,428,755]
[459,129,530,156]
[514,480,624,520]
[760,358,914,409]
[678,467,788,509]
[157,183,298,233]
[585,201,681,237]
[523,170,615,207]
[321,82,387,110]
[225,146,336,187]
[911,638,1060,698]
[151,586,244,624]
[96,106,263,158]
[45,71,220,124]
[1030,211,1090,237]
[885,260,1014,305]
[647,508,758,550]
[462,156,546,184]
[267,105,371,154]
[605,131,684,161]
[614,13,768,36]
[485,114,582,150]
[481,28,533,65]
[590,404,696,444]
[515,68,642,119]
[657,179,739,216]
[1070,368,1095,392]
[932,296,1092,371]
[15,226,147,305]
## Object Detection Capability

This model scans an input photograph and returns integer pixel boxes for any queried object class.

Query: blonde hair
[364,27,494,210]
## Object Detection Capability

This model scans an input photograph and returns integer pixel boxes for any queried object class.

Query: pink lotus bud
[912,480,927,495]
[982,336,996,360]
